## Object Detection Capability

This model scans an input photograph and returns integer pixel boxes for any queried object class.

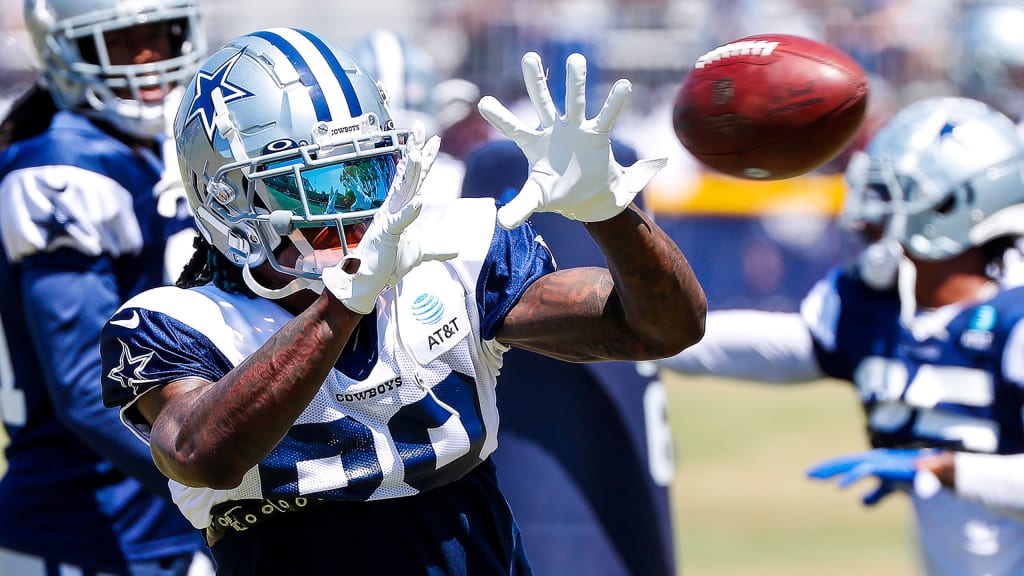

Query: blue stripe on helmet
[295,29,363,118]
[248,29,332,122]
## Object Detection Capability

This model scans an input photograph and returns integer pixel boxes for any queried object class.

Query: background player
[98,29,705,575]
[0,0,212,574]
[659,96,1024,576]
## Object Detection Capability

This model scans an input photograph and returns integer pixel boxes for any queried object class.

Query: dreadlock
[0,82,58,150]
[176,234,257,298]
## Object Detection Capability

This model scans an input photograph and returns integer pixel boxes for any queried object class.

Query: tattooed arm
[134,290,362,489]
[497,204,706,362]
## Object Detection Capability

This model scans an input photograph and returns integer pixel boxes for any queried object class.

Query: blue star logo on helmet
[411,293,445,325]
[185,49,255,143]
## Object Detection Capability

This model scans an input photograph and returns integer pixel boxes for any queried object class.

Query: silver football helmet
[843,97,1024,264]
[24,0,206,139]
[952,0,1024,121]
[174,28,406,299]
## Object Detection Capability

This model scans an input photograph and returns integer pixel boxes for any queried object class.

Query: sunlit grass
[665,372,918,576]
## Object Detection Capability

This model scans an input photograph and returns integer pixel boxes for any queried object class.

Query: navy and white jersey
[463,139,677,576]
[803,266,1024,575]
[99,198,556,530]
[805,266,1024,454]
[0,110,205,571]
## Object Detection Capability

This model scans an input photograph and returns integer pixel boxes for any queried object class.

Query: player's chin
[344,222,368,247]
[139,86,167,103]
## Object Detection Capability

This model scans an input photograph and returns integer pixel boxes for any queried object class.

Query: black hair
[0,82,58,150]
[981,235,1021,280]
[176,234,257,298]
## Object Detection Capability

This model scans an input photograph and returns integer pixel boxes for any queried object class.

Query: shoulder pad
[0,165,143,262]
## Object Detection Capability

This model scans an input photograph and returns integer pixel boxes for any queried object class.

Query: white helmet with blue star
[174,28,405,298]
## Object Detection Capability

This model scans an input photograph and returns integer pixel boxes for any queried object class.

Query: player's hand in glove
[477,51,667,230]
[321,121,458,314]
[806,448,934,506]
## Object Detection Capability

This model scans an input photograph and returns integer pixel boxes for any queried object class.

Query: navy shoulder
[101,286,235,410]
[0,111,150,185]
[962,286,1024,335]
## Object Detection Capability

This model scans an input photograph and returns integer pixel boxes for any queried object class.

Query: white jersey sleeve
[954,452,1024,517]
[656,308,824,383]
[0,164,143,262]
[953,319,1024,515]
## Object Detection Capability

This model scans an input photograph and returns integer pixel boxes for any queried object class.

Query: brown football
[673,34,868,180]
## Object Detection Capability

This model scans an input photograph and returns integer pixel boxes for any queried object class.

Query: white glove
[477,52,667,230]
[321,122,458,314]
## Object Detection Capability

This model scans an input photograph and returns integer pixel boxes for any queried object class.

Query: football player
[659,97,1024,576]
[97,29,705,575]
[0,1,212,574]
[462,138,677,576]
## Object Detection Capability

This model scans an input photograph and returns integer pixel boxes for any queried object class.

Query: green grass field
[0,375,918,575]
[665,372,918,576]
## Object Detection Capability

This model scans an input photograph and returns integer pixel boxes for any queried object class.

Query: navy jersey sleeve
[20,248,173,496]
[476,217,556,341]
[101,299,234,412]
[803,265,900,381]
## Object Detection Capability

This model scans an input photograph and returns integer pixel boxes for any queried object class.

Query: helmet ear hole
[935,194,957,215]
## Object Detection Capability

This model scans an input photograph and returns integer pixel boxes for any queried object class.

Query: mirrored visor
[263,153,398,218]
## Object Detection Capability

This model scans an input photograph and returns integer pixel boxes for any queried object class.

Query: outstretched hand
[806,448,930,506]
[322,122,458,314]
[477,51,666,230]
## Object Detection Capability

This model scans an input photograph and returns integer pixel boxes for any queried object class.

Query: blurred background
[0,0,1006,574]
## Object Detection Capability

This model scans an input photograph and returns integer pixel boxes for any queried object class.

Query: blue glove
[806,448,928,506]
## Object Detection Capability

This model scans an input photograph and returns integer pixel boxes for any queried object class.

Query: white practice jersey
[99,198,556,529]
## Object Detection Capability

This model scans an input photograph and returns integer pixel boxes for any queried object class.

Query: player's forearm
[27,267,172,494]
[583,204,706,355]
[153,291,361,489]
[657,309,825,383]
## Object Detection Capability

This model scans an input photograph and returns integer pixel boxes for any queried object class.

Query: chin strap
[858,239,901,291]
[897,255,918,329]
[241,259,324,299]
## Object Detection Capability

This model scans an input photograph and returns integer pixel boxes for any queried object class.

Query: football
[672,34,868,180]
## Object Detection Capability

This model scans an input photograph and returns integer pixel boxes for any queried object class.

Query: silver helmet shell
[24,0,206,139]
[174,28,405,288]
[843,97,1024,262]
